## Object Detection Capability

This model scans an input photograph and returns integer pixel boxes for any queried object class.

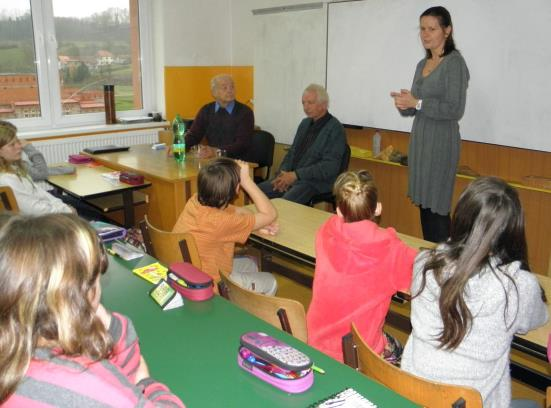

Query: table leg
[121,191,135,228]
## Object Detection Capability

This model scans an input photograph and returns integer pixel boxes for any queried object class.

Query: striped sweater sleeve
[109,312,141,381]
[3,314,185,407]
[109,313,186,407]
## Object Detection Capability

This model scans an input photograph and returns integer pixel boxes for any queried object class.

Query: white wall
[152,0,329,113]
[157,0,232,66]
[231,0,325,65]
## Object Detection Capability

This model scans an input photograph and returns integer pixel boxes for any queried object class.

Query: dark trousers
[420,207,450,243]
[257,179,319,205]
[51,190,109,223]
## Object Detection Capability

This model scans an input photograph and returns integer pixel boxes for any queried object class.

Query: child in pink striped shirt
[0,213,184,407]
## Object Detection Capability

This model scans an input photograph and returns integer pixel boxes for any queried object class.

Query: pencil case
[68,154,92,164]
[119,171,144,185]
[237,332,314,393]
[90,221,127,242]
[167,262,214,301]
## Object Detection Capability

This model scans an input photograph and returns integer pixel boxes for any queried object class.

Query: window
[0,0,154,130]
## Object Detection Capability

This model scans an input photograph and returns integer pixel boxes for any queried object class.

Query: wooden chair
[342,323,482,408]
[218,273,308,343]
[547,387,551,408]
[138,215,201,268]
[0,186,19,212]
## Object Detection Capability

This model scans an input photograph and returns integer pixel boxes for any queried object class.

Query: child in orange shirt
[173,158,278,295]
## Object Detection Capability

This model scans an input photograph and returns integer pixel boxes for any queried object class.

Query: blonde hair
[0,120,26,176]
[0,213,111,402]
[334,170,378,223]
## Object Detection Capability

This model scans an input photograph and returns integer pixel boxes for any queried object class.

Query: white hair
[210,74,234,93]
[303,83,329,105]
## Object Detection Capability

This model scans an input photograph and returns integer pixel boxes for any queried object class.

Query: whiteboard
[327,0,551,152]
[254,5,326,144]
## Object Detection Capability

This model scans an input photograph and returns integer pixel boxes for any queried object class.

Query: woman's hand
[390,89,418,110]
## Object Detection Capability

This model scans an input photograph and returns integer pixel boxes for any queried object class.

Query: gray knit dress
[402,50,469,215]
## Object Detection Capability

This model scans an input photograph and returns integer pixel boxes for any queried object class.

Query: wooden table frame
[47,164,151,227]
[84,144,254,230]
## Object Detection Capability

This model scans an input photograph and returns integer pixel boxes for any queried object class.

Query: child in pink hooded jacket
[307,170,416,363]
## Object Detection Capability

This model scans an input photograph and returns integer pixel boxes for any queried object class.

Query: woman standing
[391,6,469,243]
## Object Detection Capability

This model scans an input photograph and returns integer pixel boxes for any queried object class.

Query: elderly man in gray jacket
[258,84,346,205]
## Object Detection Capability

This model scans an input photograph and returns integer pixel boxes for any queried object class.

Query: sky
[0,0,128,18]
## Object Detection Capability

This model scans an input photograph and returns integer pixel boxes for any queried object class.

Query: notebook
[83,145,130,154]
[309,388,377,408]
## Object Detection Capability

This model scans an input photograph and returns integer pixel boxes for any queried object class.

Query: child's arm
[237,160,277,230]
[105,310,142,381]
[96,306,185,407]
[516,272,548,334]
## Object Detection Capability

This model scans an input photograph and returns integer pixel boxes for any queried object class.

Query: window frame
[7,0,156,132]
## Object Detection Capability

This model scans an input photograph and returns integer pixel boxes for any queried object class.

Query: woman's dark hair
[197,157,240,209]
[420,6,456,58]
[415,177,530,350]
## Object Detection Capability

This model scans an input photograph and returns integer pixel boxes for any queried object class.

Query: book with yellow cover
[132,262,168,284]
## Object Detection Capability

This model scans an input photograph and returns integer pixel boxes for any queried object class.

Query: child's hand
[236,160,251,183]
[135,356,151,384]
[95,303,112,329]
[258,222,279,236]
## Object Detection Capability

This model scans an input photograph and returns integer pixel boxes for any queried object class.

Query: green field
[115,85,140,111]
[0,45,35,73]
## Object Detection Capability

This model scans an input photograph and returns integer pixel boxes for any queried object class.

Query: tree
[73,62,90,83]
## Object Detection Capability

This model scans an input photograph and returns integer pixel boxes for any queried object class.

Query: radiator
[32,128,160,164]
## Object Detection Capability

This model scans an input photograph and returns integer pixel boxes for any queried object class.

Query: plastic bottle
[172,114,186,163]
[372,130,381,156]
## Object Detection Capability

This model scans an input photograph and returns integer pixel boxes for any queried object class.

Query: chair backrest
[218,273,308,343]
[245,130,275,180]
[343,323,483,408]
[340,144,352,174]
[138,215,202,269]
[0,186,19,212]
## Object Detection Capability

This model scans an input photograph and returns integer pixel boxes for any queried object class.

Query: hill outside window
[0,0,154,130]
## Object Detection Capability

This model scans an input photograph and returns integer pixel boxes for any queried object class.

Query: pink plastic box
[237,332,314,393]
[167,262,214,301]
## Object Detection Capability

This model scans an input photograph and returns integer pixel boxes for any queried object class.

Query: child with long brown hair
[402,177,547,407]
[0,213,184,407]
[307,170,416,363]
[0,120,71,214]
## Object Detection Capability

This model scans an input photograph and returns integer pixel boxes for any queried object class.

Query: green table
[101,254,418,407]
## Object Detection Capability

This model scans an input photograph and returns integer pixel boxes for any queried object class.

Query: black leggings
[419,207,450,243]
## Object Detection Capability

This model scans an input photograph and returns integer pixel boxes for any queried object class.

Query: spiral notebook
[309,388,377,408]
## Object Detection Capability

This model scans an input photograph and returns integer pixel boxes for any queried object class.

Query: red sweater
[307,215,416,361]
[4,313,184,408]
